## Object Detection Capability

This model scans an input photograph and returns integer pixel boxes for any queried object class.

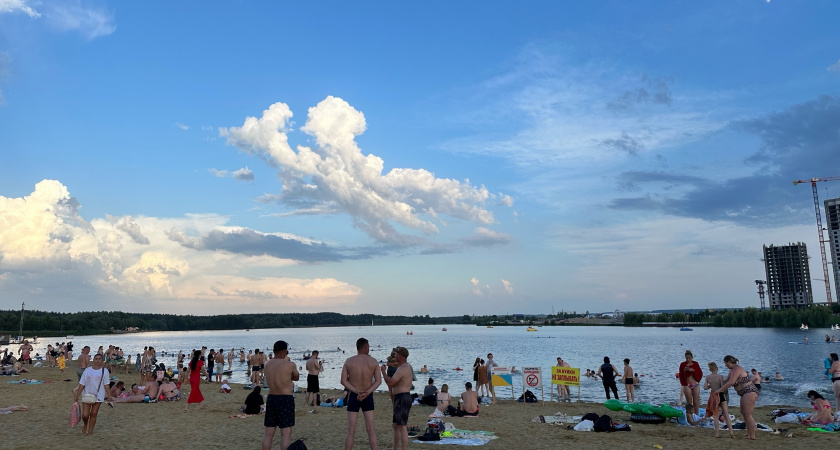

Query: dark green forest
[0,309,471,336]
[623,304,840,328]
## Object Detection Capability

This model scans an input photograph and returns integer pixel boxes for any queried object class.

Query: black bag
[287,439,307,450]
[446,405,458,416]
[581,412,600,422]
[593,414,614,432]
[418,423,442,441]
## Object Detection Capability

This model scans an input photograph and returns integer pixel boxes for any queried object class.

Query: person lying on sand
[0,405,28,412]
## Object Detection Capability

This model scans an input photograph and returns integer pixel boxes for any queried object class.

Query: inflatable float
[603,399,683,418]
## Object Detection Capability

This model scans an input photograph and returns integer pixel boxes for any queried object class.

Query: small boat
[801,324,809,330]
[679,327,693,331]
[526,327,538,332]
[442,328,447,331]
[486,325,494,328]
[65,335,75,340]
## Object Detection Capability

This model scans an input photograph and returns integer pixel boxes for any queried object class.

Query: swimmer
[774,372,784,380]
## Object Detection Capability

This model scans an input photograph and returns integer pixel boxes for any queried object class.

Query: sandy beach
[1,360,836,450]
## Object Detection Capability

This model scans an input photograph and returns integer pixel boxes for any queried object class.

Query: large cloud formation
[0,180,360,312]
[222,96,511,244]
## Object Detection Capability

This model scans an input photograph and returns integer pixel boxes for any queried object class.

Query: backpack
[287,439,307,450]
[419,419,445,441]
[593,414,614,432]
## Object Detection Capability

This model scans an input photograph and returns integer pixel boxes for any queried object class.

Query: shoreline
[1,359,836,449]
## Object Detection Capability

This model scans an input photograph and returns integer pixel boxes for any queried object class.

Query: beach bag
[418,423,442,441]
[582,412,600,422]
[287,439,307,450]
[69,401,81,427]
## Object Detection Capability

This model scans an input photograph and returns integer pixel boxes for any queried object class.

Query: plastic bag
[69,401,81,427]
[574,419,594,431]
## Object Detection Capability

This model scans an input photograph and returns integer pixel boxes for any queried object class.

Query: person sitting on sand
[421,378,438,406]
[142,380,161,400]
[160,378,181,401]
[241,385,264,414]
[113,384,151,403]
[432,384,451,417]
[454,382,479,417]
[220,379,232,393]
[804,390,834,425]
[109,381,125,399]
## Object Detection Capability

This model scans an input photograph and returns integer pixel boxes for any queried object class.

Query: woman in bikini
[829,353,840,409]
[713,355,758,440]
[679,350,703,411]
[805,390,833,425]
[435,384,452,416]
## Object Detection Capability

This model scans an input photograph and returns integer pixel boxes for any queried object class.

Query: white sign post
[521,367,543,404]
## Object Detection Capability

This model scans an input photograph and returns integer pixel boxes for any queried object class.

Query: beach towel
[228,414,257,418]
[704,391,719,418]
[69,401,81,427]
[7,379,44,384]
[413,429,497,446]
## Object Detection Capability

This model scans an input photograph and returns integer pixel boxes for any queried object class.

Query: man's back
[264,358,298,395]
[306,357,322,375]
[461,390,478,413]
[78,353,90,369]
[344,354,377,385]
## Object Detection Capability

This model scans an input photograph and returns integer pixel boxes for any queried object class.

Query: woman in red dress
[186,350,204,410]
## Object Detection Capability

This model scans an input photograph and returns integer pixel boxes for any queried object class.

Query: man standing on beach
[623,358,635,402]
[341,338,381,450]
[486,353,498,404]
[556,357,571,402]
[77,345,91,381]
[262,340,299,450]
[250,349,261,385]
[381,346,413,450]
[305,350,323,407]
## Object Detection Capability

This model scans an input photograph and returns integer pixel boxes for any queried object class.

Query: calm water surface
[29,325,839,408]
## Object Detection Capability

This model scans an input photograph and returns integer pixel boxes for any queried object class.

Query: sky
[1,1,839,316]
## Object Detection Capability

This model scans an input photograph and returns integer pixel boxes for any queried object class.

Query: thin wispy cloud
[44,1,116,40]
[0,0,40,17]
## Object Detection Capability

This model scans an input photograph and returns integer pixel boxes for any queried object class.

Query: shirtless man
[18,340,33,367]
[305,350,323,407]
[623,358,635,402]
[262,340,299,450]
[250,349,262,385]
[240,348,247,364]
[214,350,225,383]
[556,357,571,401]
[457,382,479,416]
[341,338,382,450]
[227,348,235,370]
[381,346,413,450]
[77,346,91,381]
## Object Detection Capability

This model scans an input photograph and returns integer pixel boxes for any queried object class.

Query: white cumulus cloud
[45,1,116,40]
[500,279,513,294]
[222,96,510,244]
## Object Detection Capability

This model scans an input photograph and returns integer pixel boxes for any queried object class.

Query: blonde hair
[708,361,718,372]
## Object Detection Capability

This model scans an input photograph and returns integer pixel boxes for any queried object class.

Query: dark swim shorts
[264,394,295,429]
[625,378,633,385]
[392,392,412,426]
[347,392,374,412]
[306,374,320,393]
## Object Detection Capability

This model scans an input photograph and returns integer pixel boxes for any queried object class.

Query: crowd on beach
[5,337,840,448]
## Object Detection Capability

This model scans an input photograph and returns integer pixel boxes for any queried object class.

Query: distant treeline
[623,304,840,328]
[0,309,472,336]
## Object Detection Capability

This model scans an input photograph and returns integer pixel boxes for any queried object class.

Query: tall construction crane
[792,176,840,304]
[755,280,766,310]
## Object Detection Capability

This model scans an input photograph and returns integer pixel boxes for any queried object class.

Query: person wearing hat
[381,346,414,450]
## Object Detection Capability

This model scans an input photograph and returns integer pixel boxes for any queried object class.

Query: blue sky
[1,0,839,316]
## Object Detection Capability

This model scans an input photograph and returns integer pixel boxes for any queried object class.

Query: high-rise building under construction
[825,196,840,303]
[763,242,813,309]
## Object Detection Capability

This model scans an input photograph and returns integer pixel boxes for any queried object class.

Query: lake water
[22,325,840,408]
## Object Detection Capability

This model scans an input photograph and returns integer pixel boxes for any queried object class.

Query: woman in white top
[73,353,112,434]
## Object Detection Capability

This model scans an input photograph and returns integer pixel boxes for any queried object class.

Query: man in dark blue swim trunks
[262,340,299,450]
[341,337,382,449]
[381,346,413,450]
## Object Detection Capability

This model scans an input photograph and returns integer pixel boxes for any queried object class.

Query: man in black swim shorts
[341,337,382,450]
[381,346,413,450]
[262,340,299,450]
[304,350,322,407]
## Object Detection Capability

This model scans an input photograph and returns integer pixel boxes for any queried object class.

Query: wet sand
[0,360,835,449]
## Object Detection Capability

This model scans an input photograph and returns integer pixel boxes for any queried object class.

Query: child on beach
[703,361,734,438]
[57,351,66,374]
